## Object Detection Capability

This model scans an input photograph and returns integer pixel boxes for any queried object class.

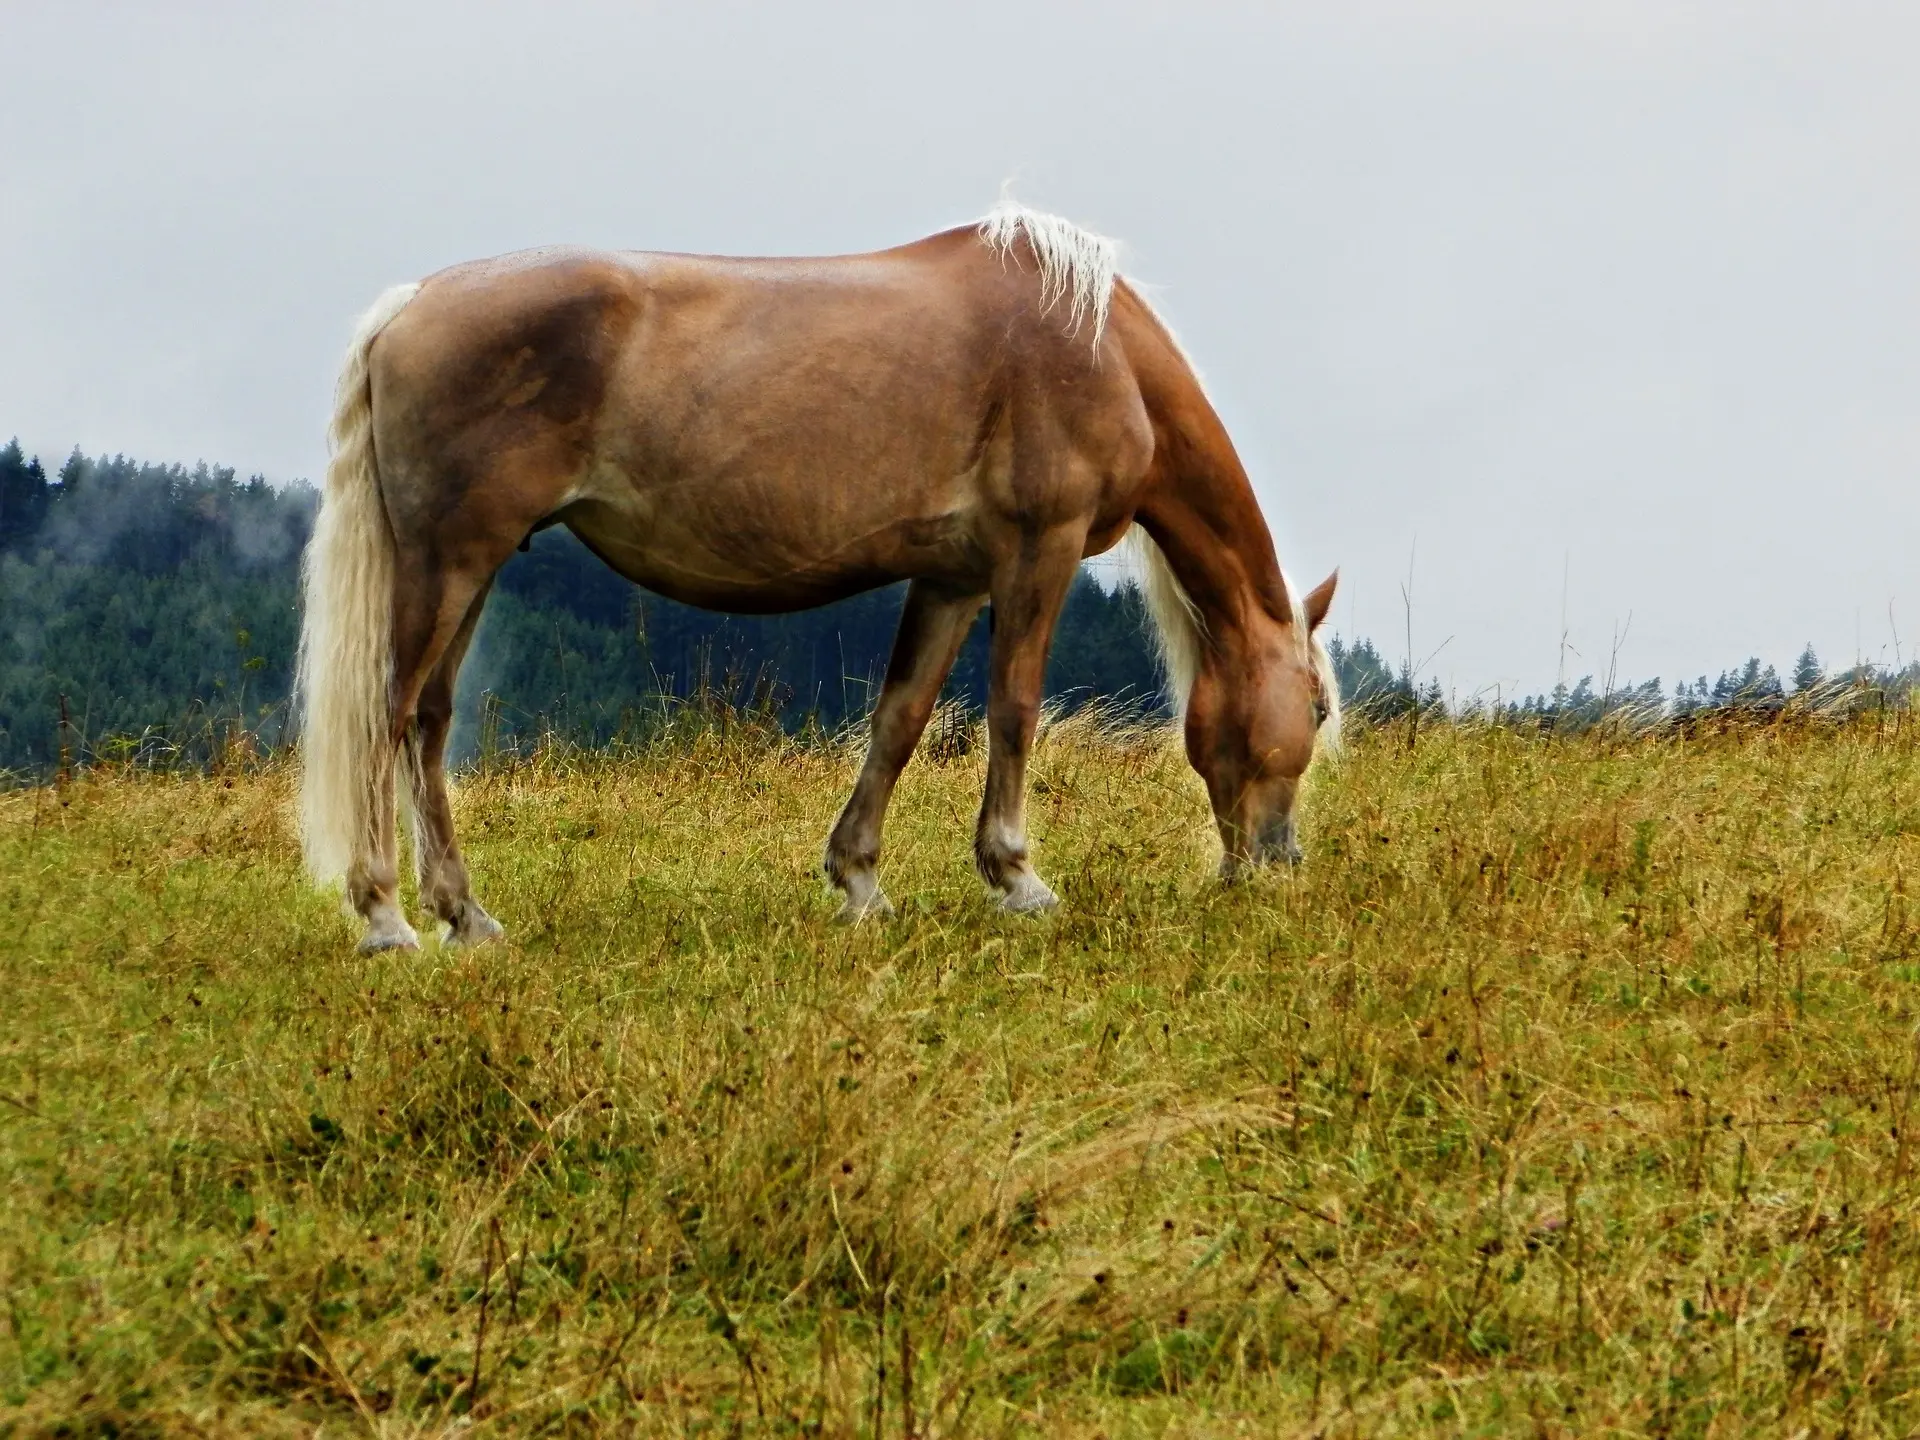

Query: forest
[0,441,1239,772]
[1,438,1905,776]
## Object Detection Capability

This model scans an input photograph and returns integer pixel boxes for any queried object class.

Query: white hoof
[835,871,895,923]
[998,873,1060,915]
[358,918,421,954]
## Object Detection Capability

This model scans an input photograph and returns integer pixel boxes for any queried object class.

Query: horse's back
[367,228,1153,607]
[378,225,1114,424]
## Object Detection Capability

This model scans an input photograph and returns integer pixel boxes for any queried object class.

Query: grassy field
[3,709,1919,1436]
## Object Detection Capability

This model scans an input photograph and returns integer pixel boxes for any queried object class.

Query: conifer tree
[0,439,50,552]
[1793,645,1823,693]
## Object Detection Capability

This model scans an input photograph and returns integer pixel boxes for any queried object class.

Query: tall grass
[3,709,1918,1435]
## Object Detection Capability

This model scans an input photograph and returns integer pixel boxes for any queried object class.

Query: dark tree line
[0,441,1168,772]
[469,527,1167,753]
[6,438,1908,774]
[1497,647,1916,733]
[1,443,316,770]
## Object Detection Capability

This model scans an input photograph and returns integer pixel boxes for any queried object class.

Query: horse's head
[1184,570,1339,877]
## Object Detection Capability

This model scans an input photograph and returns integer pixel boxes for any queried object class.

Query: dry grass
[3,710,1920,1436]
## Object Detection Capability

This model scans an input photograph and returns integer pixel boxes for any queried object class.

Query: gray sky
[5,1,1916,697]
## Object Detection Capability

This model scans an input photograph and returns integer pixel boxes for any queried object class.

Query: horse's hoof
[832,867,894,923]
[836,890,895,923]
[447,906,506,947]
[998,875,1059,915]
[358,922,421,954]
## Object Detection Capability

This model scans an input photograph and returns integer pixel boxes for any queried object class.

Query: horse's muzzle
[1218,817,1303,879]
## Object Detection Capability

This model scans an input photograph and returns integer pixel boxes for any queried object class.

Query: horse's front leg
[975,531,1083,913]
[825,580,984,920]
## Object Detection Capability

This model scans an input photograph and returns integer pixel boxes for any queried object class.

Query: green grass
[3,711,1919,1436]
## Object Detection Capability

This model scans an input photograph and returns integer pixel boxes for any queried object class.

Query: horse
[295,201,1341,952]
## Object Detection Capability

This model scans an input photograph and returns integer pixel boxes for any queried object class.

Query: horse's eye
[1310,696,1326,728]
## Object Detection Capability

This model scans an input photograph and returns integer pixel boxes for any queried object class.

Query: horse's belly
[559,477,982,613]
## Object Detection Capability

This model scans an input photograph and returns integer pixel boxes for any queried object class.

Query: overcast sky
[4,1,1915,697]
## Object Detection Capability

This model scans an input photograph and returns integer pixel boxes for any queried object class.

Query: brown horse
[296,202,1340,952]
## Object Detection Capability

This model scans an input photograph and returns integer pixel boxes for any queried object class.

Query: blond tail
[295,282,421,887]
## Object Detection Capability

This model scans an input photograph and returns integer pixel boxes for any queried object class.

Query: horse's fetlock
[446,902,505,948]
[425,876,473,926]
[973,833,1027,891]
[823,831,878,887]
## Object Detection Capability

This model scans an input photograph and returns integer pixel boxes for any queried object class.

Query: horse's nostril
[1253,817,1301,869]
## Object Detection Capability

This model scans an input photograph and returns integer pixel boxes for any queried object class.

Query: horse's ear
[1303,570,1338,632]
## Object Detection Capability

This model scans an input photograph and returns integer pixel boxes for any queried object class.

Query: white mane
[979,199,1340,747]
[1286,568,1344,752]
[978,198,1120,346]
[1124,525,1205,715]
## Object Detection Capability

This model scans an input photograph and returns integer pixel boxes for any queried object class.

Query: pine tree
[57,446,87,495]
[1325,636,1397,711]
[1793,645,1822,693]
[1712,658,1783,707]
[0,439,50,552]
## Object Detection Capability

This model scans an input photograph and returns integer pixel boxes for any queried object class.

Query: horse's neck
[1133,417,1290,639]
[1118,298,1291,636]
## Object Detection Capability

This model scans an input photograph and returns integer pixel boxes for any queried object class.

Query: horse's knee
[988,697,1040,745]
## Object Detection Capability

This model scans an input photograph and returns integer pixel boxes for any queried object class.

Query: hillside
[4,715,1918,1431]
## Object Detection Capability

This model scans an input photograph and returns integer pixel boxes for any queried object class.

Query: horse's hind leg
[404,581,504,945]
[975,529,1083,913]
[350,742,417,953]
[825,580,984,920]
[383,536,517,946]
